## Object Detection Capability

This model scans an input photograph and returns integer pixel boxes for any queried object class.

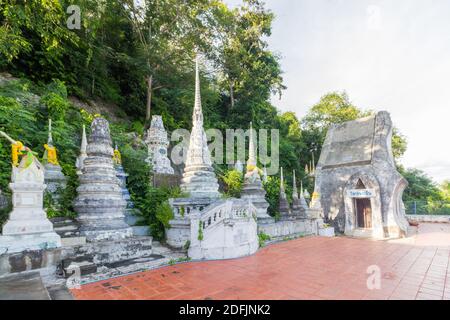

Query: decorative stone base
[188,215,259,260]
[318,227,335,237]
[61,236,153,266]
[166,218,191,249]
[79,226,133,242]
[258,219,317,239]
[0,232,61,254]
[0,247,61,278]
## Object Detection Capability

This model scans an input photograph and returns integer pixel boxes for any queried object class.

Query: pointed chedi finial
[48,118,53,146]
[246,121,257,172]
[280,167,285,192]
[76,124,88,175]
[80,125,87,154]
[193,55,203,126]
[292,170,298,197]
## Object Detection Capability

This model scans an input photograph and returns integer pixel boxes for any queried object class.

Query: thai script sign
[347,189,376,198]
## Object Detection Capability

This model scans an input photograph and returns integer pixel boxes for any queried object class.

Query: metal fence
[404,201,450,215]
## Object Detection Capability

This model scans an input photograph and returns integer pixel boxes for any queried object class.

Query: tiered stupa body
[180,58,220,199]
[74,117,132,241]
[113,146,133,209]
[145,115,174,174]
[279,167,291,217]
[43,119,66,201]
[240,123,271,222]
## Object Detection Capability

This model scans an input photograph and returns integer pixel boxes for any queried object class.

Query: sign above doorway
[347,189,376,198]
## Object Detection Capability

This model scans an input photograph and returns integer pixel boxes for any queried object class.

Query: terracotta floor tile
[71,223,450,300]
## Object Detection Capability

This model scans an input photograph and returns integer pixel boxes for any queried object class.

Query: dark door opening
[355,198,372,228]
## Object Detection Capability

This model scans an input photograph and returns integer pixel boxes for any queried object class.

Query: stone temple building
[313,111,410,239]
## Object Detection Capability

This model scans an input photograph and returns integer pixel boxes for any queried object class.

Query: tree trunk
[145,74,153,124]
[229,80,235,108]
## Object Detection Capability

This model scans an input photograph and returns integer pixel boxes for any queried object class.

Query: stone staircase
[188,199,259,260]
[62,240,187,284]
[50,217,81,238]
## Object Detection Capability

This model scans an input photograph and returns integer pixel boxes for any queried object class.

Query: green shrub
[263,176,280,217]
[155,201,174,229]
[258,232,271,247]
[40,92,70,121]
[198,220,204,241]
[219,169,243,198]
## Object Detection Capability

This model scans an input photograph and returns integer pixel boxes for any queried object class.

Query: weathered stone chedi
[240,122,271,222]
[73,117,132,241]
[145,115,174,175]
[314,111,409,239]
[0,154,61,253]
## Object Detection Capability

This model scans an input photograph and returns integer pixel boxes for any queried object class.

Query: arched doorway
[354,179,372,229]
[343,173,384,239]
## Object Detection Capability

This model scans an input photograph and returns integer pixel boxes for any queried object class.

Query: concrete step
[0,271,50,300]
[46,283,74,300]
[50,217,81,238]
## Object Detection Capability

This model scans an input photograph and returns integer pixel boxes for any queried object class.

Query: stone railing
[169,197,219,219]
[200,199,256,232]
[231,199,257,219]
[199,200,231,231]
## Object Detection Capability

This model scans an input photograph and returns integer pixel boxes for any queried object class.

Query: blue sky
[226,0,450,183]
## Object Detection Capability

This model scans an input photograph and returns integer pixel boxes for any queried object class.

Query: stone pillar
[74,117,132,242]
[0,157,61,254]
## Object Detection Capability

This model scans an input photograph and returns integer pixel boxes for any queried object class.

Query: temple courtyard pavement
[71,223,450,300]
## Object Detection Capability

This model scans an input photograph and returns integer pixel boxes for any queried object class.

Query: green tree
[0,0,78,82]
[301,91,407,164]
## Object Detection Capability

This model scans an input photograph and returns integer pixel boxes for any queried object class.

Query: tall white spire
[180,57,219,198]
[280,167,285,192]
[47,118,53,146]
[193,56,203,126]
[80,125,87,154]
[76,125,88,175]
[246,122,257,172]
[292,170,298,197]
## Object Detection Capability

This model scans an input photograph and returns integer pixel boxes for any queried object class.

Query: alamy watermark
[66,5,81,30]
[366,265,381,290]
[169,128,280,175]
